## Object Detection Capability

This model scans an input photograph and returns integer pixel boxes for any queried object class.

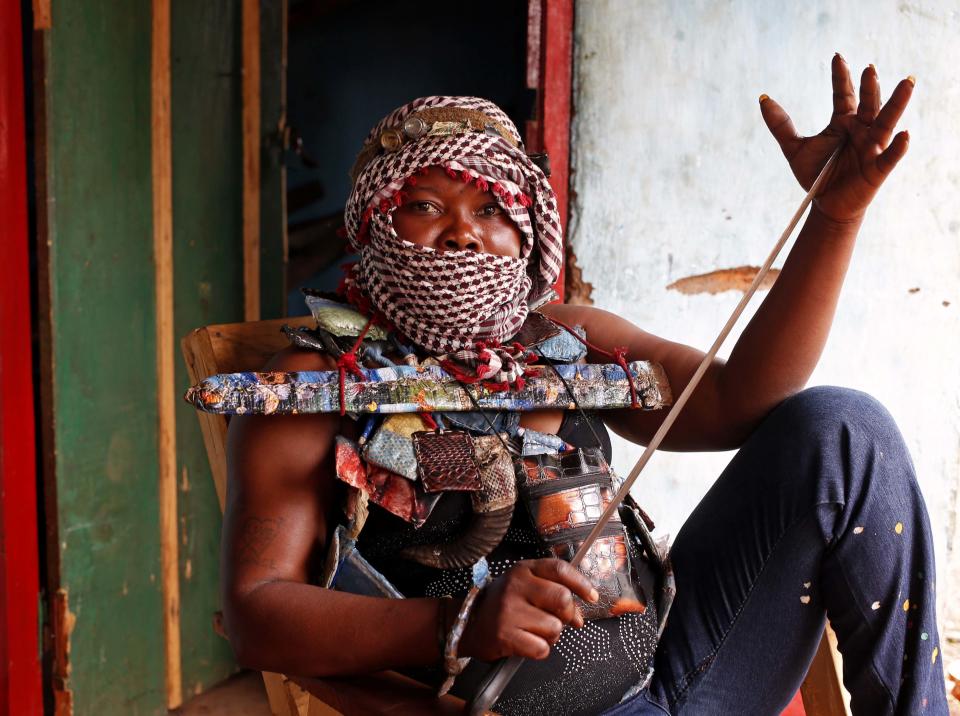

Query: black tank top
[357,411,658,716]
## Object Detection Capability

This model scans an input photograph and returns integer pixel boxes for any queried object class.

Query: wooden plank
[540,0,573,302]
[0,0,43,710]
[40,1,166,712]
[259,0,288,319]
[243,0,261,321]
[800,627,849,716]
[170,0,247,696]
[152,0,182,708]
[294,672,471,716]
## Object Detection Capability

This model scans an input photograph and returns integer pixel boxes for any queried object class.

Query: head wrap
[341,96,563,385]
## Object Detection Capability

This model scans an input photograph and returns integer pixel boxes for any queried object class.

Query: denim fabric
[604,387,947,715]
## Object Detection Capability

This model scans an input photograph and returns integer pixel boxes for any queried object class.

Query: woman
[221,55,946,714]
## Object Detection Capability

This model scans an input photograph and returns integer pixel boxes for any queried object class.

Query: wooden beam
[32,0,51,29]
[0,0,43,710]
[152,0,182,707]
[243,0,261,321]
[540,0,573,301]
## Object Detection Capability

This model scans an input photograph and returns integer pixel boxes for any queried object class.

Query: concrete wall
[570,1,960,633]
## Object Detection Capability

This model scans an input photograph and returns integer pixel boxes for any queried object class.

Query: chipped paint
[564,244,595,305]
[52,589,76,716]
[667,266,780,296]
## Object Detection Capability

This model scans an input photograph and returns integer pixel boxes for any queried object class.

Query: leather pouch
[412,429,483,493]
[518,448,648,620]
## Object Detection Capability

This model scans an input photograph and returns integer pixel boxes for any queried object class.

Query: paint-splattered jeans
[604,386,947,715]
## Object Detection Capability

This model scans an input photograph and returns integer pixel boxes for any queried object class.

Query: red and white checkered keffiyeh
[340,96,564,386]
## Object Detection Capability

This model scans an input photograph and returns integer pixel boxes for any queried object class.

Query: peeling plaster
[571,0,960,634]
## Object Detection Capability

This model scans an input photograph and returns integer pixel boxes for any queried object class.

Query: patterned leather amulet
[412,429,483,493]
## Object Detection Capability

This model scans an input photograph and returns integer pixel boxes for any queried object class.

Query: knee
[770,386,907,460]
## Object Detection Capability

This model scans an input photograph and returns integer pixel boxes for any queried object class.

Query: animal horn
[399,505,513,570]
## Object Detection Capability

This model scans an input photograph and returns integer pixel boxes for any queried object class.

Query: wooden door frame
[525,0,573,301]
[0,1,43,713]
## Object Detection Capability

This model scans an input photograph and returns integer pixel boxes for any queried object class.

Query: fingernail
[907,75,916,86]
[903,129,911,141]
[589,589,599,603]
[869,63,877,73]
[835,52,845,62]
[759,93,770,104]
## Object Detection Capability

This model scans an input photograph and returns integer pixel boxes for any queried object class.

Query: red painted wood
[533,0,573,301]
[782,689,807,715]
[0,1,43,714]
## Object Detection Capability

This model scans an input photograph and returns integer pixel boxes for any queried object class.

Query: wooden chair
[181,316,849,716]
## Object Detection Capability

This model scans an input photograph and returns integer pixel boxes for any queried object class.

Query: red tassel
[405,175,418,186]
[335,319,376,415]
[483,380,510,392]
[417,166,430,175]
[503,193,515,208]
[379,198,391,213]
[445,166,459,180]
[393,191,407,206]
[475,176,489,192]
[492,182,505,196]
[518,193,533,208]
[460,170,472,183]
[612,346,640,409]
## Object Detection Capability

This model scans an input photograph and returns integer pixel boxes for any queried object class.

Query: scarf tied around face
[340,96,564,387]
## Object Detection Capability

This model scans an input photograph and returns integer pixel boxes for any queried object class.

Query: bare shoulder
[227,344,342,495]
[538,302,683,366]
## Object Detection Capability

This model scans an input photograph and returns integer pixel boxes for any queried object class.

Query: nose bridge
[441,202,482,250]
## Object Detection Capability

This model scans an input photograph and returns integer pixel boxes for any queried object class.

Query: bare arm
[544,57,913,451]
[221,347,446,676]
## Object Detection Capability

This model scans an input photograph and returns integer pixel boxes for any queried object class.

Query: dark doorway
[285,0,532,313]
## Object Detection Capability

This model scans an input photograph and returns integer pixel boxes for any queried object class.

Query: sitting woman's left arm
[545,55,914,451]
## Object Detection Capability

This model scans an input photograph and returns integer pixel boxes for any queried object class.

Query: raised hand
[760,53,914,223]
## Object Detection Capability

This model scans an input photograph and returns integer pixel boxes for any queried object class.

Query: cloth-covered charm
[305,293,388,341]
[362,413,427,481]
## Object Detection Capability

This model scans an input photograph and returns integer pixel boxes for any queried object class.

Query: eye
[407,200,439,214]
[478,203,502,217]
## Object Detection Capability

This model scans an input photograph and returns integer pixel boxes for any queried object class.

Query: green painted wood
[260,0,287,319]
[42,1,165,713]
[171,0,245,697]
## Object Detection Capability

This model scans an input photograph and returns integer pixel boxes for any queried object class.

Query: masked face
[392,167,523,258]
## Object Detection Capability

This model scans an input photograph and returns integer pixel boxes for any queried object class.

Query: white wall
[570,1,960,631]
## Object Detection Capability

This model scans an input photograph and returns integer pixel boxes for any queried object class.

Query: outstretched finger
[759,95,803,160]
[858,65,881,124]
[831,53,857,116]
[872,130,910,181]
[870,77,915,148]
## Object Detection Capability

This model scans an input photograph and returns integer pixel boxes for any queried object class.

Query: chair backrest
[181,315,314,510]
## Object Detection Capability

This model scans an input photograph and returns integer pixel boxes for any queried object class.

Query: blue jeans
[604,387,947,715]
